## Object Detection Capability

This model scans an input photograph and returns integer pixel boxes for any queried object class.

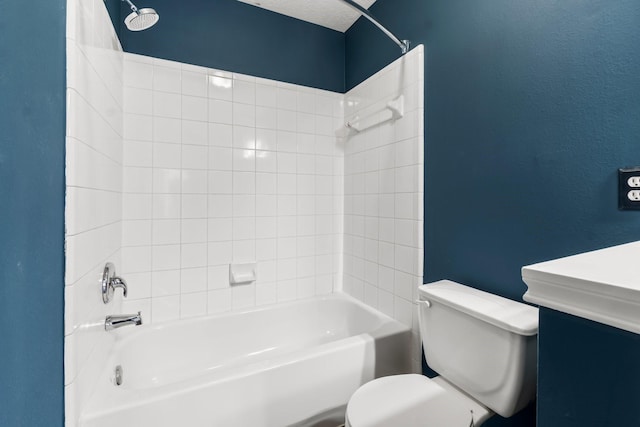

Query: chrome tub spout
[105,311,143,331]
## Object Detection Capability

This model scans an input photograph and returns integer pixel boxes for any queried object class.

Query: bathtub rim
[109,291,406,345]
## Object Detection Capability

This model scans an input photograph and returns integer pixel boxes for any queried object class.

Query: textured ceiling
[236,0,377,33]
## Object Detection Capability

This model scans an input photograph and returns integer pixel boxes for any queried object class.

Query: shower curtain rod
[338,0,410,54]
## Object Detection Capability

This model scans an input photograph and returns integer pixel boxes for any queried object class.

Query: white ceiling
[236,0,377,33]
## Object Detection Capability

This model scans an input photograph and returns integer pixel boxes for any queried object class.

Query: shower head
[125,8,159,31]
[122,0,159,31]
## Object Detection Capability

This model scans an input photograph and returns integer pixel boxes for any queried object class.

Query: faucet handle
[111,276,128,298]
[102,262,129,304]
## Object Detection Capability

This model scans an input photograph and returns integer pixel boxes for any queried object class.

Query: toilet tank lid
[418,280,539,336]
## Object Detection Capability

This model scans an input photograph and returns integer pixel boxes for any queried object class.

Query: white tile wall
[342,45,425,372]
[121,54,345,323]
[65,0,123,425]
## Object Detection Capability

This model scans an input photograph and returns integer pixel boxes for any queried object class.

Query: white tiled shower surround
[119,54,346,322]
[65,0,123,425]
[343,46,425,370]
[64,0,423,422]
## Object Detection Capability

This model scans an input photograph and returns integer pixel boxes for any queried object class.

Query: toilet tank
[418,281,538,418]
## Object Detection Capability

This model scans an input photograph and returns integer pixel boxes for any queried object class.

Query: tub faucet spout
[105,311,142,331]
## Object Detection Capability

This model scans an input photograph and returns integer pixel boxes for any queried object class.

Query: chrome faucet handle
[102,262,129,304]
[111,276,128,298]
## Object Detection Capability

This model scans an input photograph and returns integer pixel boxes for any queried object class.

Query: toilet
[345,280,539,427]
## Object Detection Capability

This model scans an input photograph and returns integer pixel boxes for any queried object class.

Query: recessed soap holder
[102,262,128,304]
[229,262,256,285]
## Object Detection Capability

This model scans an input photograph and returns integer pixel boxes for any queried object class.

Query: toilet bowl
[345,280,538,427]
[345,374,492,427]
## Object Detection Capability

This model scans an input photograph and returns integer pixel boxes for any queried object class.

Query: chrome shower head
[122,0,159,31]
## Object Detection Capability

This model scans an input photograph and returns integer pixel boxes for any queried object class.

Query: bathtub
[79,293,412,427]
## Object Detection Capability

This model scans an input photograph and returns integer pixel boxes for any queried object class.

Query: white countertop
[522,241,640,334]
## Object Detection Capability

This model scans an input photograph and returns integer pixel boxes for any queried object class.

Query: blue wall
[347,0,640,301]
[0,0,66,425]
[109,0,345,92]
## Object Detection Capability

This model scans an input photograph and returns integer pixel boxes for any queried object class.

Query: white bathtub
[79,293,412,427]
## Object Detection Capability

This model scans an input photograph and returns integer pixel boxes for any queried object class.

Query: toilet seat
[346,375,484,427]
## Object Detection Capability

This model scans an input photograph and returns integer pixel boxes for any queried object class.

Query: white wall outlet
[627,176,640,188]
[618,167,640,210]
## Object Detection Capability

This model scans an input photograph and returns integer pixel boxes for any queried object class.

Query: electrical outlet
[628,176,640,188]
[619,167,640,210]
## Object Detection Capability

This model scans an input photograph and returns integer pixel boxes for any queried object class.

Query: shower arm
[122,0,139,14]
[338,0,410,54]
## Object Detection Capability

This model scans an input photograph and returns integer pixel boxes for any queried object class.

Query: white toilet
[345,280,539,427]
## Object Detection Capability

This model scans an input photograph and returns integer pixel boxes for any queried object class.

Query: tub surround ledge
[522,241,640,335]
